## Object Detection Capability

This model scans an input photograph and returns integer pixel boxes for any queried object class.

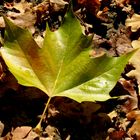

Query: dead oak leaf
[126,13,140,32]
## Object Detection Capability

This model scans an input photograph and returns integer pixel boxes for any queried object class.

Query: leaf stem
[34,96,52,133]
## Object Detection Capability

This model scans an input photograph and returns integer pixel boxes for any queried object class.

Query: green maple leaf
[0,8,135,103]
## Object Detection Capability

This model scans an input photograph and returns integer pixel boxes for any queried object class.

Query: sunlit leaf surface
[0,8,135,102]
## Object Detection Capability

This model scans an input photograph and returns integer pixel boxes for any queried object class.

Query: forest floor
[0,0,140,140]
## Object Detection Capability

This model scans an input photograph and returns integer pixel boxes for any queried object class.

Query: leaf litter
[0,0,140,139]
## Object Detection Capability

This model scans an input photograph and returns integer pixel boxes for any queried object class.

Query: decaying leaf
[0,7,136,103]
[125,13,140,32]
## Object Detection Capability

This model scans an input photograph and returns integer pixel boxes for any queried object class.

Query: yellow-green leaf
[0,8,136,102]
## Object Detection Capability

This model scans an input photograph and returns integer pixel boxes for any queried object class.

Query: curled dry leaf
[125,13,140,32]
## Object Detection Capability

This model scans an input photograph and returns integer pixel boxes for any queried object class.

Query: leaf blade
[1,10,136,103]
[53,51,135,102]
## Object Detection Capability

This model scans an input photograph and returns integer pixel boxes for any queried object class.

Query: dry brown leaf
[45,125,61,140]
[11,126,32,140]
[108,130,125,140]
[118,79,138,113]
[127,38,140,93]
[113,0,130,7]
[50,0,68,11]
[24,130,39,140]
[127,110,140,139]
[0,63,3,80]
[0,121,4,137]
[126,13,140,32]
[52,97,101,124]
[34,35,44,48]
[6,0,36,33]
[131,38,140,49]
[0,17,5,28]
[77,0,101,16]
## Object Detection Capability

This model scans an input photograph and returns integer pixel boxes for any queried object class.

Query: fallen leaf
[0,17,5,28]
[45,125,61,140]
[1,7,136,103]
[113,0,130,7]
[0,62,3,80]
[126,13,140,32]
[127,110,140,139]
[50,0,68,11]
[127,38,140,93]
[11,126,32,140]
[0,121,4,137]
[77,0,101,16]
[131,38,140,49]
[108,130,125,140]
[118,79,138,113]
[6,0,36,33]
[24,130,39,140]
